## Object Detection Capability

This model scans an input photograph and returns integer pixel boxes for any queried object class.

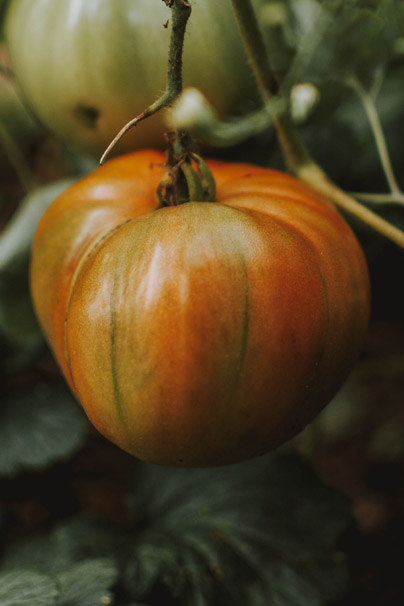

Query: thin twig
[352,192,404,206]
[100,96,169,165]
[100,0,191,164]
[348,76,402,196]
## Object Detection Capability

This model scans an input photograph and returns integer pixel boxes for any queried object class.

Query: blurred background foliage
[0,0,403,604]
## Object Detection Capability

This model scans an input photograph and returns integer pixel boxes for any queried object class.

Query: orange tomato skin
[31,150,370,466]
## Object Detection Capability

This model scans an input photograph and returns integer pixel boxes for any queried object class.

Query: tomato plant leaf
[54,558,118,606]
[0,569,58,606]
[289,0,395,85]
[0,385,88,476]
[263,0,404,93]
[1,515,126,574]
[0,180,76,279]
[0,179,78,348]
[0,272,42,347]
[0,454,352,605]
[122,453,351,605]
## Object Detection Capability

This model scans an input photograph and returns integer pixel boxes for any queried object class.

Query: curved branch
[298,164,404,248]
[348,77,402,196]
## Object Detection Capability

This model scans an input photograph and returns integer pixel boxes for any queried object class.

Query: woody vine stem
[229,0,404,249]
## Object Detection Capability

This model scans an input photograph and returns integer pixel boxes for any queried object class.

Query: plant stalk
[298,164,404,248]
[229,0,404,248]
[349,77,402,196]
[100,0,191,164]
[229,0,279,100]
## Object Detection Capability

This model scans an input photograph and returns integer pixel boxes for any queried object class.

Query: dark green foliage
[0,569,59,606]
[260,0,404,87]
[1,515,127,573]
[122,455,351,605]
[0,560,118,606]
[1,454,352,606]
[295,0,399,83]
[0,180,77,347]
[0,385,88,476]
[54,559,118,606]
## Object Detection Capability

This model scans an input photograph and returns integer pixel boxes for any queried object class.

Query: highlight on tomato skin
[30,150,371,467]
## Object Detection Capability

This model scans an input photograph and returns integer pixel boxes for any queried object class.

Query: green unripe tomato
[5,0,261,157]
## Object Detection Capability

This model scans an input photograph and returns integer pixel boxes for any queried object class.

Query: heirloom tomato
[30,150,370,466]
[5,0,262,157]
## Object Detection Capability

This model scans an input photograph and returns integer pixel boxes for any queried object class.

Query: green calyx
[156,153,216,207]
[156,132,216,207]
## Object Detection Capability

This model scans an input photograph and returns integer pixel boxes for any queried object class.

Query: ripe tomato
[5,0,261,157]
[30,150,370,466]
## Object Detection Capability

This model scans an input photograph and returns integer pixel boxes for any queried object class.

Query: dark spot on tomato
[73,104,100,129]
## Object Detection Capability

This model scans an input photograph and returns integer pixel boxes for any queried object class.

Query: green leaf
[0,559,118,606]
[0,384,88,476]
[54,558,118,606]
[0,271,42,348]
[123,453,352,605]
[0,455,352,605]
[0,569,58,606]
[0,179,76,347]
[1,515,126,574]
[0,180,76,278]
[283,0,404,86]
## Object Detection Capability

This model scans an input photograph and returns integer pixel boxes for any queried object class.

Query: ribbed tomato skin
[31,150,370,466]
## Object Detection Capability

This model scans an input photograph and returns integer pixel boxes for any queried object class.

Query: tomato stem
[156,133,216,207]
[100,0,216,205]
[230,0,404,249]
[229,0,308,166]
[100,0,191,165]
[228,0,279,101]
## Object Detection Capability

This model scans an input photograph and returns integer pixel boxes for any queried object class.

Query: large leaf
[0,560,119,606]
[0,180,75,277]
[0,569,58,606]
[1,515,127,573]
[123,453,352,605]
[0,384,88,476]
[54,558,119,606]
[0,453,353,605]
[0,179,76,347]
